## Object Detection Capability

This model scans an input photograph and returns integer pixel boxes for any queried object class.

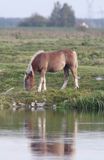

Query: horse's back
[32,49,78,72]
[47,51,66,72]
[47,49,77,71]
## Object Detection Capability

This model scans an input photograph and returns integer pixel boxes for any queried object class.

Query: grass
[0,27,104,112]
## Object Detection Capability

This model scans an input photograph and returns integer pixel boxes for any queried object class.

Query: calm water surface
[0,110,104,160]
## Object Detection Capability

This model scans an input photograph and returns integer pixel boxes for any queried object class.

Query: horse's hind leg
[61,67,69,89]
[70,66,79,89]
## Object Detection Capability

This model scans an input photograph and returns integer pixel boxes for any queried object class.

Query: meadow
[0,27,104,111]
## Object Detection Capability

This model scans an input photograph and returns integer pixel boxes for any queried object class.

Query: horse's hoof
[75,86,79,89]
[38,89,42,92]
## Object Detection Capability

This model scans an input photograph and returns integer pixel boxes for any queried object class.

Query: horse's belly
[48,62,65,72]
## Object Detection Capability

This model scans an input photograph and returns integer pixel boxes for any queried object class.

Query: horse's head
[24,70,34,91]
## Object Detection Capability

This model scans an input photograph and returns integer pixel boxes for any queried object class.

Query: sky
[0,0,104,18]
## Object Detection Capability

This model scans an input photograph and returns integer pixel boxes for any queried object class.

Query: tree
[19,14,48,27]
[60,3,76,27]
[49,1,61,26]
[18,1,76,27]
[49,1,76,27]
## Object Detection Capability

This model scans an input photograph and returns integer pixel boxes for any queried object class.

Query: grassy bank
[0,28,104,111]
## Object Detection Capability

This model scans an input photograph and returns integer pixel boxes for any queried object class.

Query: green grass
[0,27,104,111]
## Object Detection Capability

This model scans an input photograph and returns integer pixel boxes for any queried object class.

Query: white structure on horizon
[81,22,89,28]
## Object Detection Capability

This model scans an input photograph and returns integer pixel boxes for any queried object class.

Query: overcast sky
[0,0,104,18]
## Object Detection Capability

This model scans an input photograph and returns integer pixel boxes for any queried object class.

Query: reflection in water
[25,111,78,159]
[0,111,104,160]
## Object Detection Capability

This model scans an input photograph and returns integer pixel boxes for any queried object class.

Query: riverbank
[0,65,104,112]
[0,28,104,111]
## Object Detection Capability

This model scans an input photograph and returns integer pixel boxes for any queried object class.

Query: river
[0,110,104,160]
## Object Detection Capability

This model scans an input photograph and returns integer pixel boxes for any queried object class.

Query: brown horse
[24,49,79,92]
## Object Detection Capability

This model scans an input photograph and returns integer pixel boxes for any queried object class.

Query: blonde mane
[30,50,44,64]
[26,50,44,74]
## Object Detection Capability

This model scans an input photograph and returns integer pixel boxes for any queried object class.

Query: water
[0,111,104,160]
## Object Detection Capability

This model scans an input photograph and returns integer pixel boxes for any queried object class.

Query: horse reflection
[25,112,77,158]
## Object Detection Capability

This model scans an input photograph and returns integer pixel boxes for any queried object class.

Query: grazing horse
[24,49,79,92]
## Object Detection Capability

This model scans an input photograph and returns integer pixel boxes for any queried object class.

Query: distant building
[76,18,104,29]
[76,21,89,31]
[80,22,89,28]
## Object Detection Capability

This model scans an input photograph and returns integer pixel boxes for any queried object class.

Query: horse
[24,49,79,92]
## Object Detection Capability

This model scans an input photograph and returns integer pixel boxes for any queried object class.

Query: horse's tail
[73,51,78,68]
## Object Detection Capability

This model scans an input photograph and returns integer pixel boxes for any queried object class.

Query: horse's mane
[30,50,44,64]
[26,50,44,74]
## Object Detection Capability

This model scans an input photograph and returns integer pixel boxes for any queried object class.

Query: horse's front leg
[43,76,47,91]
[38,77,44,92]
[61,67,69,90]
[38,70,47,92]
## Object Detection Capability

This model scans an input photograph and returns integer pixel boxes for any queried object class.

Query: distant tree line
[0,1,104,28]
[19,1,76,27]
[0,18,20,27]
